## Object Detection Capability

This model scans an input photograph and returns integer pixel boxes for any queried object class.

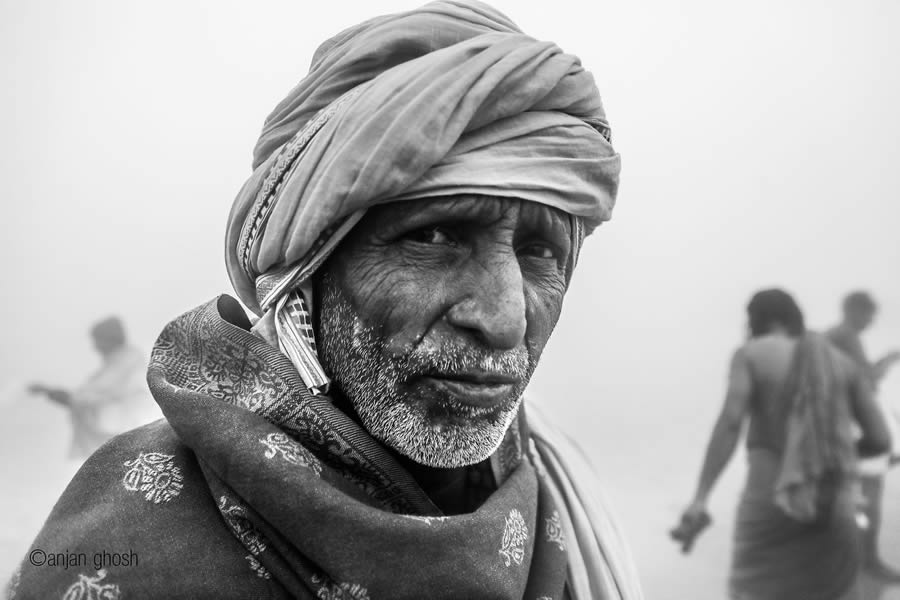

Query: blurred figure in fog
[672,289,890,600]
[826,291,900,583]
[28,316,160,459]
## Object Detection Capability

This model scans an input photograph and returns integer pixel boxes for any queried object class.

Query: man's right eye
[403,226,456,246]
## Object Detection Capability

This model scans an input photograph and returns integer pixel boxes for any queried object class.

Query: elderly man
[10,2,640,598]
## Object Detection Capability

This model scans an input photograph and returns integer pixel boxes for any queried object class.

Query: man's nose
[445,252,527,350]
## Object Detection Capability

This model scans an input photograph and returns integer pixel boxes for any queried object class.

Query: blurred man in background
[674,289,889,600]
[28,316,160,459]
[826,291,900,582]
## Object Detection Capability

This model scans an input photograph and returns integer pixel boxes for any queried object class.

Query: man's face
[316,195,572,468]
[91,323,125,357]
[848,307,876,332]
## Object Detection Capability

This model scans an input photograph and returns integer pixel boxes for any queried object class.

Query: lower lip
[421,377,516,409]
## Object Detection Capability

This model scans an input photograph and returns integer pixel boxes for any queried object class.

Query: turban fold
[226,0,620,315]
[223,0,620,395]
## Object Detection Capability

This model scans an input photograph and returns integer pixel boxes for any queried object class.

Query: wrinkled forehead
[360,195,574,238]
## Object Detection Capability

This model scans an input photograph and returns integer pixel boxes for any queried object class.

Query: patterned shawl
[9,297,641,599]
[774,332,857,521]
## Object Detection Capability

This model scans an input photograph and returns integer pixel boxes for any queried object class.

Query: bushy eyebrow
[519,202,570,236]
[361,196,573,274]
[514,202,572,259]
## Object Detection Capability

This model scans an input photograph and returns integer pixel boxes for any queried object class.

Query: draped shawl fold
[11,297,642,599]
[774,332,857,521]
[225,0,620,315]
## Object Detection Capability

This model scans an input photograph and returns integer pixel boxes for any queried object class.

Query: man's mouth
[418,371,520,409]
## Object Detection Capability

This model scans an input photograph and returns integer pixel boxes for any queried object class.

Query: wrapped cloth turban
[224,0,621,394]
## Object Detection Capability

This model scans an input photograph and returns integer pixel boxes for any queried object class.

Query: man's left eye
[518,244,559,260]
[403,226,456,246]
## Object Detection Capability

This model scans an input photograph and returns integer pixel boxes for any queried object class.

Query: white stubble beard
[317,275,533,468]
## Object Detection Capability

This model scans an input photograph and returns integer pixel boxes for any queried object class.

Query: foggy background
[2,0,899,597]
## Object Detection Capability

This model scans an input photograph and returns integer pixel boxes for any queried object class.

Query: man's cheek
[380,286,449,355]
[342,260,445,336]
[525,285,565,340]
[340,254,399,304]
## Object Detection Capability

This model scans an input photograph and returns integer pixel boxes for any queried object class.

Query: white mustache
[397,339,530,381]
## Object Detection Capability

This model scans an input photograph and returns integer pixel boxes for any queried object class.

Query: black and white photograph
[1,1,899,598]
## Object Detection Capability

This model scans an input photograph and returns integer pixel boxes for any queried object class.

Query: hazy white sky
[2,0,899,596]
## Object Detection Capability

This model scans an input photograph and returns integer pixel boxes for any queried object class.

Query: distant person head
[91,316,126,357]
[746,288,805,338]
[841,291,877,332]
